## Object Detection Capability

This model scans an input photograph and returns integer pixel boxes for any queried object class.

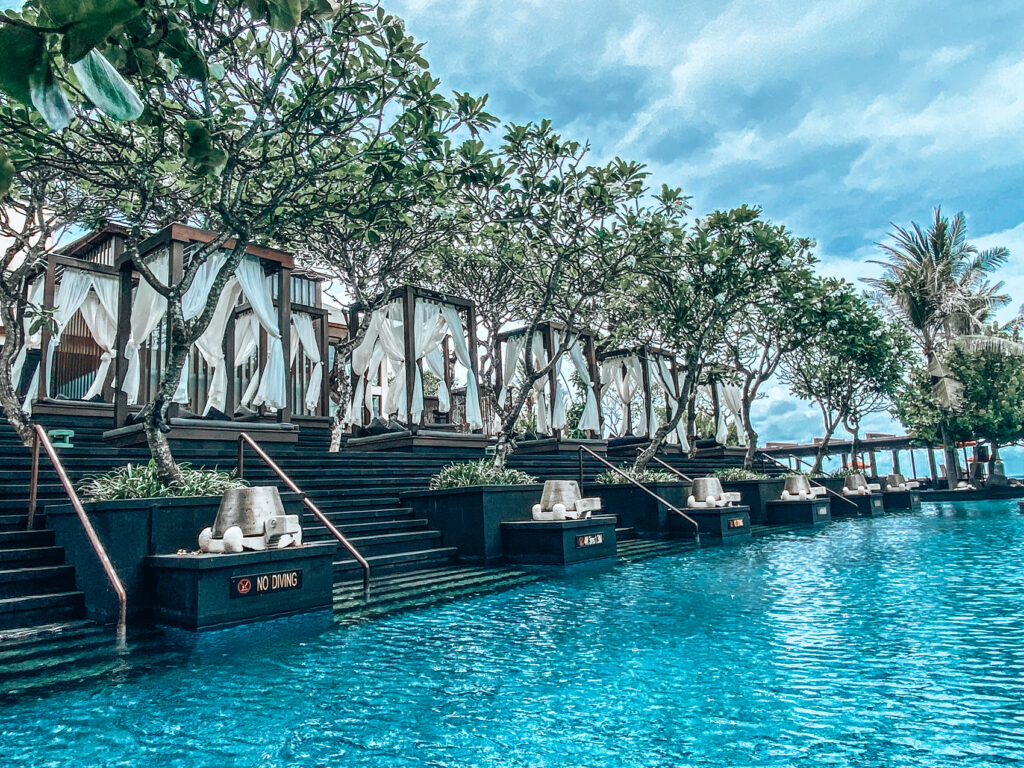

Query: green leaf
[29,63,73,131]
[267,0,303,30]
[183,119,228,177]
[0,146,14,198]
[71,49,144,121]
[43,0,143,63]
[0,26,45,105]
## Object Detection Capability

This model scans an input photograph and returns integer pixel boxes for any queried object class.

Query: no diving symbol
[236,578,252,595]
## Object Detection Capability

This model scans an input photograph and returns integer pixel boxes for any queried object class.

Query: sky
[388,0,1024,445]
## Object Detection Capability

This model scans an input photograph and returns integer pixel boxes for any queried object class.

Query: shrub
[429,460,538,490]
[79,460,249,502]
[712,467,770,481]
[830,466,865,478]
[594,464,678,485]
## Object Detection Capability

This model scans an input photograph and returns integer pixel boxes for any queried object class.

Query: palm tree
[866,207,1011,358]
[866,207,1017,486]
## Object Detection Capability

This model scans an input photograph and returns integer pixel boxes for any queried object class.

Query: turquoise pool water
[4,500,1024,767]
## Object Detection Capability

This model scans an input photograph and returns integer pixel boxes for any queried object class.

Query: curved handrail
[236,432,370,598]
[760,451,858,508]
[28,425,127,640]
[576,445,701,544]
[646,454,694,483]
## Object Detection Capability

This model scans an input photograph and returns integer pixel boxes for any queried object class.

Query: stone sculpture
[532,480,602,521]
[199,486,302,553]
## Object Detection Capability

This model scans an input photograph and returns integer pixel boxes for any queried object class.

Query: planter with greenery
[47,462,302,624]
[586,464,691,538]
[709,468,784,526]
[402,461,542,564]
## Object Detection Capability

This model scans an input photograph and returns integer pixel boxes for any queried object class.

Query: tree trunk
[492,379,535,471]
[810,420,839,476]
[634,384,689,473]
[741,389,758,470]
[0,300,33,445]
[939,421,958,490]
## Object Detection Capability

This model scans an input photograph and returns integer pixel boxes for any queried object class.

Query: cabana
[598,345,678,457]
[693,378,747,457]
[494,321,605,455]
[344,285,487,452]
[20,225,333,445]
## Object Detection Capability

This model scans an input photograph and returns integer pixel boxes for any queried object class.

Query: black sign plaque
[576,533,604,548]
[230,569,303,599]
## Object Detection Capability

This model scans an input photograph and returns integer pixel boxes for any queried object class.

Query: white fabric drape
[44,268,96,399]
[12,279,45,391]
[402,300,447,424]
[235,258,285,410]
[173,252,232,405]
[290,312,323,413]
[529,332,551,435]
[719,382,746,447]
[439,304,482,430]
[345,301,404,426]
[79,274,118,400]
[497,332,527,409]
[601,356,646,435]
[548,335,568,432]
[655,358,690,452]
[568,340,600,433]
[123,254,169,405]
[234,313,260,408]
[708,383,729,445]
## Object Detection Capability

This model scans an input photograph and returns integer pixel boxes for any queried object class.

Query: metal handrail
[236,432,371,598]
[576,445,701,544]
[760,451,858,508]
[647,454,694,483]
[27,425,127,640]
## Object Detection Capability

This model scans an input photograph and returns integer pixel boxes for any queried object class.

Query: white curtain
[497,332,527,409]
[79,274,118,400]
[235,258,285,410]
[655,358,690,452]
[345,301,403,426]
[439,304,482,430]
[191,279,243,415]
[601,356,645,436]
[12,278,45,390]
[123,254,169,405]
[548,335,569,432]
[43,268,96,398]
[719,382,747,447]
[530,332,551,435]
[404,300,447,424]
[234,312,260,408]
[706,383,729,445]
[173,251,232,405]
[290,312,323,413]
[568,339,600,433]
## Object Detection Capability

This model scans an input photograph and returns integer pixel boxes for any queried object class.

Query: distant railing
[576,445,701,544]
[236,432,371,598]
[760,451,858,508]
[28,425,127,640]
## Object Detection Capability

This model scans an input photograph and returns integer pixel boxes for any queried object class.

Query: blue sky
[390,0,1024,445]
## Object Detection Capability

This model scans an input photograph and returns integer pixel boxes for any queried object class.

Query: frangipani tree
[619,206,790,472]
[0,1,492,482]
[780,293,910,475]
[438,121,685,468]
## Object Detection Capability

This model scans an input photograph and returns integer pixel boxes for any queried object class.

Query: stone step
[0,529,54,549]
[0,591,85,631]
[333,546,457,580]
[0,546,65,568]
[0,565,75,599]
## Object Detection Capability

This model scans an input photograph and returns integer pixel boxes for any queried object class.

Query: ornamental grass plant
[428,460,538,490]
[79,460,248,502]
[594,464,677,485]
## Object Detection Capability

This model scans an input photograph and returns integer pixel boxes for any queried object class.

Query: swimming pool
[3,500,1024,767]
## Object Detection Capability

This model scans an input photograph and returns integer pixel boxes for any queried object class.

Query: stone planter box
[401,485,544,564]
[46,492,306,625]
[882,489,921,511]
[719,478,785,526]
[765,498,831,527]
[501,515,617,565]
[585,482,691,538]
[831,493,884,517]
[669,505,751,542]
[145,542,336,630]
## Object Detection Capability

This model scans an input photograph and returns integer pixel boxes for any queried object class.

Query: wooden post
[402,286,417,431]
[277,265,291,424]
[113,258,133,428]
[841,452,848,469]
[927,444,938,482]
[639,349,653,438]
[465,304,479,433]
[543,324,558,439]
[319,313,330,417]
[909,448,918,480]
[710,379,721,444]
[35,255,57,406]
[587,334,602,438]
[868,450,878,478]
[891,449,901,475]
[225,312,236,415]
